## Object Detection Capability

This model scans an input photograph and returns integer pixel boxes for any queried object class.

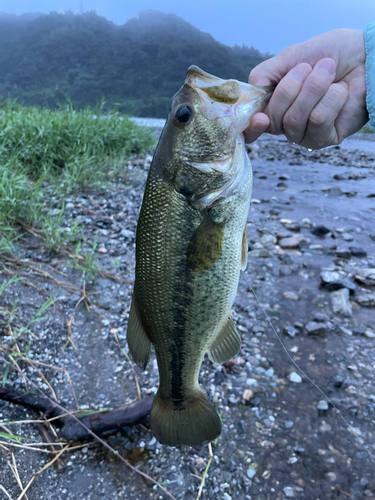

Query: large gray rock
[305,321,327,337]
[331,288,352,316]
[355,268,375,287]
[279,233,305,249]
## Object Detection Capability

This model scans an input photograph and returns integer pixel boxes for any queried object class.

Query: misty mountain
[0,10,270,117]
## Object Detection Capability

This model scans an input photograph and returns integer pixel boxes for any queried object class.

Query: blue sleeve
[365,22,375,129]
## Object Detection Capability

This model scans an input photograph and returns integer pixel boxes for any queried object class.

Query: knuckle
[309,108,327,127]
[283,111,301,130]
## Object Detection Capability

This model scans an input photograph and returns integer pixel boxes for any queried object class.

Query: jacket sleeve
[365,21,375,129]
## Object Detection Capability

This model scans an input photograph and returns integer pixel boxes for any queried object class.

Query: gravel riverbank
[0,133,374,500]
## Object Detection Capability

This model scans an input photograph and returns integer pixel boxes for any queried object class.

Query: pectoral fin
[241,225,248,271]
[187,215,225,272]
[208,316,241,365]
[127,295,152,370]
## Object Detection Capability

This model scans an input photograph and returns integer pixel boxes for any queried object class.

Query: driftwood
[0,388,153,441]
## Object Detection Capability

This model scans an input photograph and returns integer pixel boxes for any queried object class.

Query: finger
[266,63,312,135]
[299,81,349,149]
[282,58,336,143]
[244,113,270,143]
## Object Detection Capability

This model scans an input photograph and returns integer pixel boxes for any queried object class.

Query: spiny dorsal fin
[127,295,152,370]
[208,316,241,365]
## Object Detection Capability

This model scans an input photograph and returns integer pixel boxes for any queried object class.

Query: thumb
[248,53,290,86]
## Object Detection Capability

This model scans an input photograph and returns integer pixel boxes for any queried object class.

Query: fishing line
[241,270,375,462]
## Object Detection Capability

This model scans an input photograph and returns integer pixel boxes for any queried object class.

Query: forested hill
[0,10,270,118]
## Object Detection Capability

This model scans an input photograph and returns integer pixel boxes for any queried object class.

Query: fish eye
[175,105,192,124]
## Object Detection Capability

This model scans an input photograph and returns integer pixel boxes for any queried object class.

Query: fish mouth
[185,65,274,133]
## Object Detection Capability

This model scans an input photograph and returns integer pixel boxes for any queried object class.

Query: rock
[242,389,254,402]
[260,233,277,249]
[280,219,301,232]
[278,253,293,263]
[98,246,107,253]
[335,247,351,259]
[246,468,256,479]
[284,325,298,337]
[313,312,329,322]
[279,233,305,249]
[283,486,295,497]
[305,321,327,337]
[288,372,302,383]
[120,228,135,238]
[317,400,329,416]
[283,291,299,300]
[339,326,353,336]
[311,225,330,237]
[248,249,272,258]
[277,181,288,189]
[320,271,356,294]
[342,233,354,241]
[357,293,375,307]
[355,268,375,287]
[334,375,344,387]
[349,246,367,258]
[364,327,375,338]
[331,288,352,316]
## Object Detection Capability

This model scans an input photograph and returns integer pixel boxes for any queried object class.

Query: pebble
[305,321,327,337]
[335,247,351,259]
[320,271,356,293]
[283,486,295,497]
[288,372,302,383]
[331,288,352,316]
[311,225,331,236]
[339,326,353,336]
[279,233,305,249]
[364,327,375,338]
[284,325,298,337]
[246,468,256,479]
[326,472,337,481]
[357,293,375,307]
[349,246,367,257]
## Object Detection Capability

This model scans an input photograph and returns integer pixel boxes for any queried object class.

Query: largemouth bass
[127,66,273,447]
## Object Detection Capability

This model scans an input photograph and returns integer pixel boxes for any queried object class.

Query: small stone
[334,375,344,387]
[311,225,330,237]
[288,372,302,383]
[326,472,337,481]
[331,288,352,316]
[317,400,329,411]
[357,293,375,307]
[342,233,354,241]
[246,468,256,479]
[305,321,327,337]
[288,456,298,464]
[320,271,356,293]
[120,228,135,238]
[222,493,232,500]
[335,247,351,259]
[360,478,369,488]
[313,312,329,322]
[279,233,305,249]
[284,325,298,338]
[319,421,332,432]
[265,367,274,378]
[283,291,299,300]
[283,486,295,497]
[242,389,254,402]
[364,328,375,338]
[339,326,353,336]
[98,247,107,253]
[349,246,367,258]
[260,233,277,249]
[248,249,272,258]
[246,378,258,386]
[355,268,375,287]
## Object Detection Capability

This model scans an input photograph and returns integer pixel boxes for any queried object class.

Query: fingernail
[317,58,336,78]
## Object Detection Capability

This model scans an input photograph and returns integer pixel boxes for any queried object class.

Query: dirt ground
[0,133,375,500]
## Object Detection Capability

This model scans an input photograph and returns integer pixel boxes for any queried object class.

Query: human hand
[245,29,368,150]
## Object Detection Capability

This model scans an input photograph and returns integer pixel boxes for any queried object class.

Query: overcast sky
[0,0,374,53]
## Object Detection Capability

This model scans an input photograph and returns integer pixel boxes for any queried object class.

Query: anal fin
[127,295,152,370]
[208,316,241,365]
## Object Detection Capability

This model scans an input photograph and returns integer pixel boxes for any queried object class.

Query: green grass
[0,100,155,253]
[358,125,374,134]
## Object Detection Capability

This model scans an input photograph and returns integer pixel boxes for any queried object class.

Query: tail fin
[150,390,221,447]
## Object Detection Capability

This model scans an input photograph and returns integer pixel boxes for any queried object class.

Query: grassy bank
[0,101,155,253]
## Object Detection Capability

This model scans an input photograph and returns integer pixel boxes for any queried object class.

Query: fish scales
[127,66,273,446]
